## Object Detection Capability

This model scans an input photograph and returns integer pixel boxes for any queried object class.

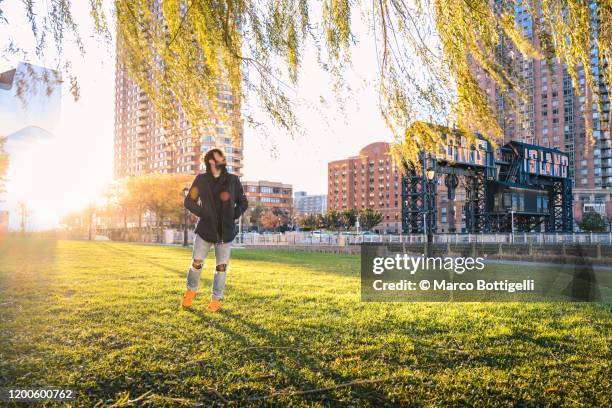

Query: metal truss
[401,157,437,234]
[402,166,426,233]
[548,179,573,232]
[464,172,490,233]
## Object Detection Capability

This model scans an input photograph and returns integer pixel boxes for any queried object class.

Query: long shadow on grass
[184,307,396,405]
[101,242,190,277]
[232,249,360,277]
[100,243,363,289]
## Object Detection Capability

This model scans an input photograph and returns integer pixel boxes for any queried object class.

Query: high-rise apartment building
[293,191,327,215]
[113,7,243,179]
[475,0,610,219]
[328,142,402,233]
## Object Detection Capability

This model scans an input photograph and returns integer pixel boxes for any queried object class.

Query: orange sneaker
[181,290,197,308]
[205,299,222,313]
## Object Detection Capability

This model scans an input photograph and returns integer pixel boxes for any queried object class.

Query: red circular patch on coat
[219,191,230,202]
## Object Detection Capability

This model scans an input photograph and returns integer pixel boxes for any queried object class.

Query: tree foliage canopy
[298,212,324,230]
[578,210,607,232]
[340,208,357,230]
[358,207,383,230]
[260,208,281,230]
[2,0,610,167]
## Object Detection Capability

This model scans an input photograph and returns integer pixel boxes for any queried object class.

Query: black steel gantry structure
[401,127,573,234]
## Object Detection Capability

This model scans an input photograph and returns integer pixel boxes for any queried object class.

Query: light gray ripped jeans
[186,234,232,301]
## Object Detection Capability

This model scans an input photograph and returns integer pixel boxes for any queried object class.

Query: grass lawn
[0,237,610,407]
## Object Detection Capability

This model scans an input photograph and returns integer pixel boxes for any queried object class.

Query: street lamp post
[510,210,515,243]
[425,168,436,256]
[182,187,189,246]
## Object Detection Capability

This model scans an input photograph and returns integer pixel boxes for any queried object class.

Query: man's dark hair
[204,148,224,173]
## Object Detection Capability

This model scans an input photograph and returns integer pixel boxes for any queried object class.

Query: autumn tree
[4,1,609,168]
[139,173,193,241]
[260,209,281,231]
[111,182,133,230]
[358,208,383,231]
[112,173,191,241]
[299,213,323,231]
[124,176,149,241]
[249,203,266,231]
[323,209,342,231]
[340,208,357,231]
[272,207,291,230]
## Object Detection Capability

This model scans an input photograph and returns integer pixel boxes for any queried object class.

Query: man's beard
[215,162,227,172]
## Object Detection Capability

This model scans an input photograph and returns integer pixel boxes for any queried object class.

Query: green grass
[0,237,610,407]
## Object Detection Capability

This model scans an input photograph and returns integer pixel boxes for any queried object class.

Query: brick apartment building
[242,181,293,230]
[328,142,402,233]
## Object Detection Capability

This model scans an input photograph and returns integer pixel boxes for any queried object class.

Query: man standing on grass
[181,148,248,312]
